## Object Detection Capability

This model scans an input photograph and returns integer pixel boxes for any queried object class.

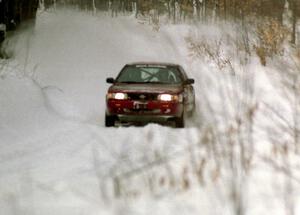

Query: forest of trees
[40,0,300,21]
[0,0,39,44]
[0,0,300,47]
[0,0,39,29]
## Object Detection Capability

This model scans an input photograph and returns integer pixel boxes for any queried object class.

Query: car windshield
[116,65,183,84]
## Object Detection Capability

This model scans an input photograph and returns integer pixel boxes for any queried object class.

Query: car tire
[105,114,116,127]
[175,113,185,128]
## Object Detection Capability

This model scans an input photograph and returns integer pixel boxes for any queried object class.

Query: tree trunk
[135,0,138,18]
[224,0,227,21]
[172,0,176,24]
[290,0,297,44]
[92,0,97,15]
[167,0,171,20]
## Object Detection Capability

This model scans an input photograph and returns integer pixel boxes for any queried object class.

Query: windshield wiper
[143,81,168,84]
[118,81,172,84]
[118,81,144,84]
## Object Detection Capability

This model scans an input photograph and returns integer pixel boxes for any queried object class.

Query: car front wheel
[105,114,116,127]
[174,113,185,128]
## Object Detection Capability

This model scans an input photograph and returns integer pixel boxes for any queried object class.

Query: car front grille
[127,93,158,101]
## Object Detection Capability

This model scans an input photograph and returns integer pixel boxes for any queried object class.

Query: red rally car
[105,62,195,128]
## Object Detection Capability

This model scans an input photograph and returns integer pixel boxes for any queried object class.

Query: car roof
[126,62,180,67]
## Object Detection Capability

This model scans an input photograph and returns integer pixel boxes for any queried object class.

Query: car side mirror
[185,78,195,85]
[106,78,115,84]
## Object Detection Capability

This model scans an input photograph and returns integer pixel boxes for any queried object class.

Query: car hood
[109,83,183,94]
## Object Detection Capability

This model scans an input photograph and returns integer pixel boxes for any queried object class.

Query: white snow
[0,8,300,215]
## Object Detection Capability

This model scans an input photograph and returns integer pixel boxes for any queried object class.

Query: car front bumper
[106,99,183,123]
[116,114,177,123]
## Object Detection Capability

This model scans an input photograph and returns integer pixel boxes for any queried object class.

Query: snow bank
[0,62,58,144]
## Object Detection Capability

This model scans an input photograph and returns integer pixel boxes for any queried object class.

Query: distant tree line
[43,0,300,44]
[0,0,39,44]
[0,0,39,28]
[1,0,300,28]
[0,0,300,47]
[40,0,300,21]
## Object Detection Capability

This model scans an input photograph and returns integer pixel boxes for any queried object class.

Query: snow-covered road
[0,9,204,215]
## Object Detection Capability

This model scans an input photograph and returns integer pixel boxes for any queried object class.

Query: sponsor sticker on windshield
[135,65,167,68]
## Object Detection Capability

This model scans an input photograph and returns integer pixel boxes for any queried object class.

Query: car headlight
[107,92,128,100]
[158,94,182,102]
[158,94,172,101]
